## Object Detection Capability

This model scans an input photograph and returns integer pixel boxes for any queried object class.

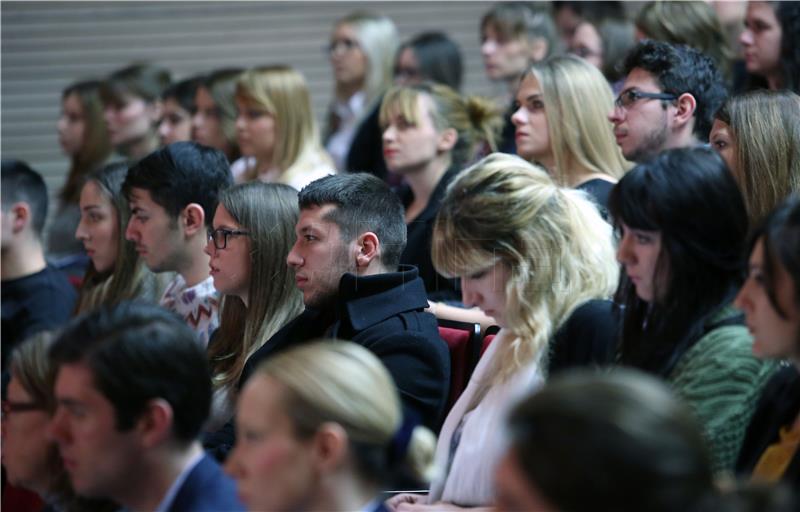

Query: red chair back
[437,319,481,415]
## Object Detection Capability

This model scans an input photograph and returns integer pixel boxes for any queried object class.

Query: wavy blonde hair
[432,153,618,388]
[379,82,502,168]
[255,340,436,484]
[236,65,333,184]
[524,56,631,185]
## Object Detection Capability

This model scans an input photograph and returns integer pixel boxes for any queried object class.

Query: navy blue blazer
[167,454,244,512]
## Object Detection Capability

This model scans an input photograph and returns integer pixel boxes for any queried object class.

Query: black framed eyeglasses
[614,89,678,110]
[207,228,250,250]
[2,399,45,418]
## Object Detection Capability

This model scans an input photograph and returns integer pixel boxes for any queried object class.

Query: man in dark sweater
[1,160,76,373]
[240,173,450,431]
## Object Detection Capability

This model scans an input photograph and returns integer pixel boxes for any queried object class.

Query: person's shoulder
[170,454,244,512]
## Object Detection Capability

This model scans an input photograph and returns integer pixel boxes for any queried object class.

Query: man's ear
[437,127,458,153]
[181,204,206,237]
[672,92,697,130]
[10,202,31,234]
[137,398,174,449]
[311,422,349,473]
[355,232,380,269]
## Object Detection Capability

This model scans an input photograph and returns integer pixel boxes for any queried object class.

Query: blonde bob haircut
[236,65,329,184]
[524,56,631,185]
[432,153,618,384]
[335,11,399,104]
[254,340,436,485]
[379,82,502,168]
[714,89,800,226]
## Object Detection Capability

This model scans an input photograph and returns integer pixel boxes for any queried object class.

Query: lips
[515,131,527,140]
[295,275,308,288]
[383,148,397,158]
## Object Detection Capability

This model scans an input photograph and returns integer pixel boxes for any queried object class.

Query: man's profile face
[608,67,673,163]
[49,362,142,500]
[286,204,356,309]
[125,187,184,273]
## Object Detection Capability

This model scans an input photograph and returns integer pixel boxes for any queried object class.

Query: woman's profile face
[193,86,230,154]
[158,97,193,146]
[103,93,156,148]
[329,23,367,90]
[204,203,252,302]
[709,119,738,180]
[234,98,277,162]
[75,180,119,274]
[394,47,422,86]
[57,92,87,156]
[511,75,552,166]
[382,94,444,175]
[569,22,603,70]
[616,222,664,303]
[1,374,53,494]
[735,238,800,361]
[740,1,782,78]
[460,260,510,327]
[226,374,317,512]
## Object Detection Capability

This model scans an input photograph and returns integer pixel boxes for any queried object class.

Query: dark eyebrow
[525,93,543,102]
[56,397,85,408]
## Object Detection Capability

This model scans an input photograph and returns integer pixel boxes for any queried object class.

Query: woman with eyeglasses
[3,331,117,512]
[611,147,776,475]
[324,11,398,181]
[203,182,303,433]
[233,65,335,189]
[512,56,631,216]
[735,195,800,486]
[192,68,244,164]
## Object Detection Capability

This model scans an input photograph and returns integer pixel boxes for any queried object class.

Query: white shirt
[325,90,366,171]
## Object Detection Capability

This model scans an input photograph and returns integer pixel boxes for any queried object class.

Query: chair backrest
[437,318,482,416]
[481,325,500,357]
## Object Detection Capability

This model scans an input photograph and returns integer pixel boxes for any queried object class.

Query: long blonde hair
[236,65,333,184]
[715,90,800,226]
[379,82,502,168]
[432,153,618,388]
[525,56,631,185]
[255,340,436,484]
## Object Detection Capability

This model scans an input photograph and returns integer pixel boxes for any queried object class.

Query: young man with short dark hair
[122,142,232,346]
[48,301,244,512]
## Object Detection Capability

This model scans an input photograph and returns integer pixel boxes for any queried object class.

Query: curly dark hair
[622,40,728,142]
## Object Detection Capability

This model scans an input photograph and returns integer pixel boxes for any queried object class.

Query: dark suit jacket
[167,453,244,512]
[240,266,450,431]
[346,99,389,181]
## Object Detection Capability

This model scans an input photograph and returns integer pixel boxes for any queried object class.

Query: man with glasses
[608,40,727,163]
[122,141,232,347]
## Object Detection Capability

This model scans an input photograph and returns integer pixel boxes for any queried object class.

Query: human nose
[511,105,526,127]
[47,408,69,444]
[382,125,395,144]
[734,277,754,314]
[616,232,634,265]
[739,28,753,47]
[203,235,215,257]
[223,440,244,478]
[608,103,624,124]
[460,277,478,308]
[481,39,496,58]
[286,242,302,268]
[75,217,88,241]
[124,217,138,242]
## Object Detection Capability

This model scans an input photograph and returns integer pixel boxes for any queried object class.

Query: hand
[397,501,472,512]
[386,493,425,511]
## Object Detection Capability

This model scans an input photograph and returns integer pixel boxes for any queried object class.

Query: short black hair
[49,301,212,442]
[622,40,728,142]
[1,159,49,236]
[122,141,233,227]
[161,75,203,114]
[298,173,407,270]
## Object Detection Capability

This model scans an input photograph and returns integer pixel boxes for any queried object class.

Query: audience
[3,331,117,512]
[159,75,202,146]
[324,11,398,180]
[710,90,800,226]
[735,195,800,486]
[204,182,303,432]
[48,80,112,266]
[239,173,450,432]
[122,141,233,346]
[1,160,77,373]
[99,63,171,161]
[496,369,720,512]
[389,153,618,510]
[610,147,775,473]
[380,82,501,302]
[74,161,167,314]
[567,2,634,90]
[192,68,244,164]
[233,65,336,188]
[480,2,560,154]
[513,55,630,214]
[394,31,464,90]
[229,341,435,512]
[608,40,727,163]
[740,1,800,94]
[48,301,244,511]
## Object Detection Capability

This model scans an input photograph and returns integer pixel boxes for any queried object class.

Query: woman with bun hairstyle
[379,82,501,302]
[227,340,435,512]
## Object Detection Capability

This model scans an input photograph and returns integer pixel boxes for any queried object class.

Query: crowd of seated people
[3,2,800,511]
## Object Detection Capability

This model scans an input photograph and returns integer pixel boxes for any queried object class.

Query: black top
[240,265,451,431]
[548,299,620,376]
[575,178,615,221]
[397,166,461,303]
[497,100,517,155]
[736,364,800,486]
[346,99,389,182]
[1,266,77,371]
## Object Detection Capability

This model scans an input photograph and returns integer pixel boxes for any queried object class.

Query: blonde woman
[710,89,800,226]
[512,55,631,214]
[379,82,501,302]
[389,153,618,510]
[234,65,335,189]
[228,340,435,512]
